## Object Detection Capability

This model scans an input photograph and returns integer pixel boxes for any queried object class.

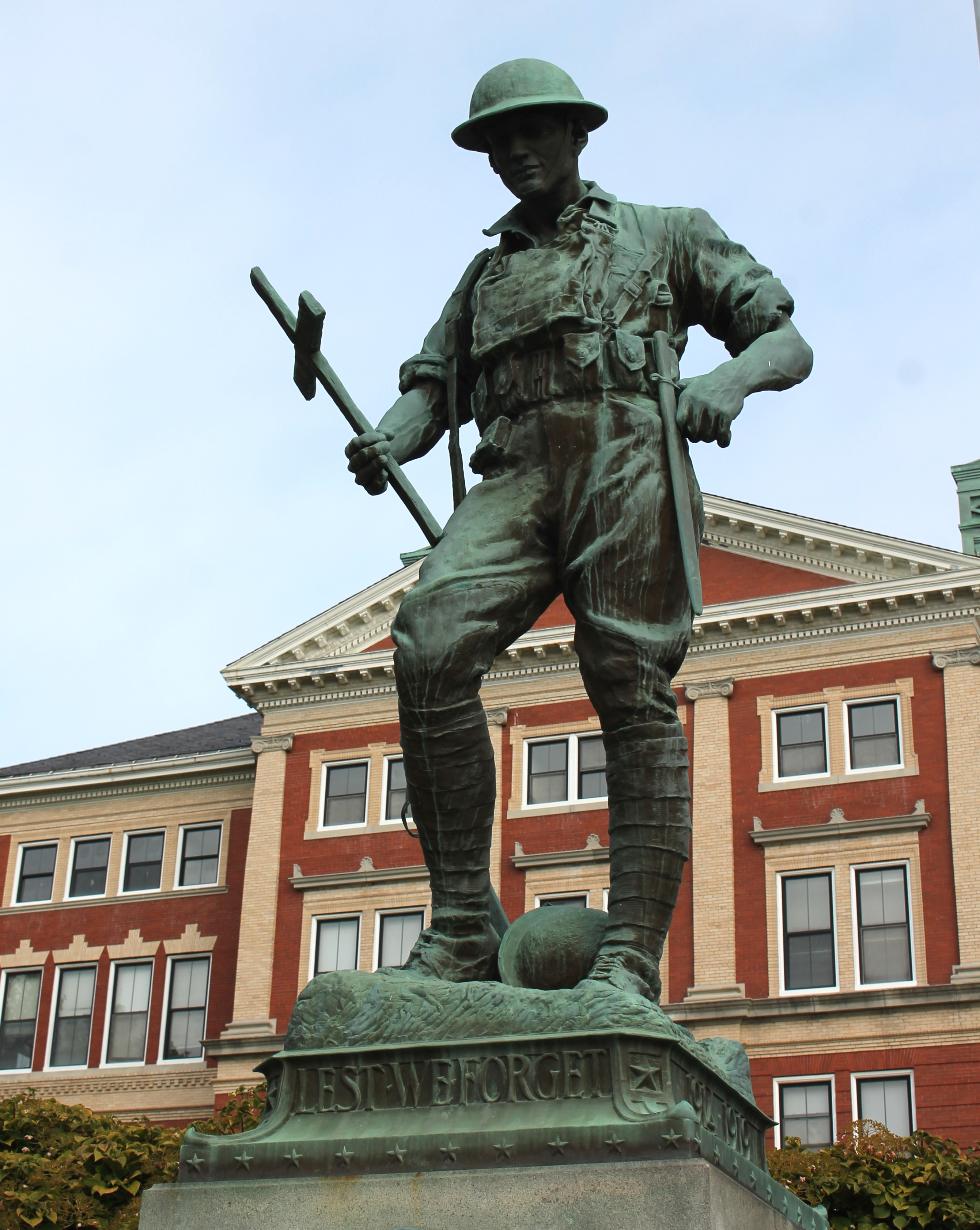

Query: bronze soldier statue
[345,59,812,1001]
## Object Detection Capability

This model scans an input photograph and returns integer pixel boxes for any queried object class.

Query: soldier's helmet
[452,58,607,153]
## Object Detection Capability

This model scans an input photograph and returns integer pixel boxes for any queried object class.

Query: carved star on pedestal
[184,1153,203,1173]
[731,1156,741,1180]
[604,1134,625,1154]
[334,1145,354,1167]
[746,1169,757,1191]
[547,1136,569,1155]
[493,1141,515,1161]
[628,1058,662,1094]
[660,1129,683,1149]
[233,1150,253,1171]
[386,1143,407,1165]
[440,1142,458,1163]
[711,1143,722,1164]
[283,1148,302,1168]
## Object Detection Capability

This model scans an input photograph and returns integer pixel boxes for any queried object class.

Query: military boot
[581,722,691,1001]
[398,698,500,982]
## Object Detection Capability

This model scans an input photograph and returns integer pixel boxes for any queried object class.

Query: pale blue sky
[1,1,977,766]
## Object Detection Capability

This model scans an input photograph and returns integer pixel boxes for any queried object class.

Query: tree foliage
[768,1122,980,1229]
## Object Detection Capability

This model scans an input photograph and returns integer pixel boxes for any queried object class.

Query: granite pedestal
[140,1157,814,1229]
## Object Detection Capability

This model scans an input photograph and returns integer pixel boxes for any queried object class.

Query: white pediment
[222,494,976,697]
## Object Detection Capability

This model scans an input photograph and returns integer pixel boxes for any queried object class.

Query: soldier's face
[485,110,582,201]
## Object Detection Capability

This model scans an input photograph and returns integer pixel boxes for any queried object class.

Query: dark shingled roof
[0,713,262,779]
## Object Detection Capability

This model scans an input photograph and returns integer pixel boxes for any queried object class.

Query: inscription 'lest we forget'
[294,1048,611,1114]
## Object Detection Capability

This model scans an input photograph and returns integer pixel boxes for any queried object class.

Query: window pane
[164,958,209,1059]
[323,763,368,826]
[69,838,110,897]
[378,912,423,968]
[316,918,360,973]
[849,701,900,769]
[577,736,607,799]
[776,710,827,777]
[385,759,409,821]
[50,967,96,1067]
[106,963,151,1063]
[782,874,835,990]
[857,867,911,983]
[123,832,164,892]
[539,895,588,908]
[784,875,832,934]
[16,844,57,903]
[528,740,568,804]
[780,1082,833,1147]
[858,1077,912,1135]
[179,825,221,886]
[0,971,42,1070]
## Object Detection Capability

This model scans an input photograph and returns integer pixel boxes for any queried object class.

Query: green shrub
[768,1122,980,1229]
[191,1084,265,1136]
[0,1092,181,1229]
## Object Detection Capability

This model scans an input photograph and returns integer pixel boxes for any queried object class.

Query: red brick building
[2,492,979,1145]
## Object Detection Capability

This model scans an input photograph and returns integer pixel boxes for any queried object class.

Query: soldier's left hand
[675,371,745,448]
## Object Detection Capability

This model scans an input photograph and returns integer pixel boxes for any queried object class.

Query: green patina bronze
[222,57,816,1223]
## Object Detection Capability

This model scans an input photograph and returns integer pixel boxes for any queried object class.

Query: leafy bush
[190,1084,265,1136]
[769,1122,980,1229]
[0,1085,266,1228]
[0,1092,181,1229]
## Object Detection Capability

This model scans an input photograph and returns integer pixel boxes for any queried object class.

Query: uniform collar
[483,182,618,239]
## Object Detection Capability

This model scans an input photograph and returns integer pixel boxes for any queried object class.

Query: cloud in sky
[1,0,977,765]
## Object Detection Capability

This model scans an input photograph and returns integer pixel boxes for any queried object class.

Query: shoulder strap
[608,204,666,326]
[446,249,493,507]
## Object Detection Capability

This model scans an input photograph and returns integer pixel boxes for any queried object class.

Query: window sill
[758,759,918,792]
[1,884,228,915]
[507,798,609,820]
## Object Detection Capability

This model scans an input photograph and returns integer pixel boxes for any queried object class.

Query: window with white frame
[854,865,913,985]
[780,872,836,992]
[320,761,369,828]
[104,961,152,1065]
[161,956,210,1060]
[377,910,423,968]
[525,734,606,806]
[15,842,58,904]
[846,699,901,772]
[0,969,42,1070]
[314,916,360,974]
[383,757,410,823]
[67,836,110,899]
[776,1078,835,1148]
[121,830,164,893]
[854,1072,914,1135]
[48,966,96,1068]
[775,708,828,779]
[177,823,221,887]
[537,894,589,908]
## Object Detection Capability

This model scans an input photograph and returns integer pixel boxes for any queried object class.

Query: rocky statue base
[141,970,826,1230]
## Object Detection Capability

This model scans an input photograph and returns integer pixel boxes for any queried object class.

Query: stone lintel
[950,963,980,985]
[289,864,428,891]
[749,812,930,847]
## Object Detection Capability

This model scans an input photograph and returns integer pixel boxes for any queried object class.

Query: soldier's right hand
[345,430,394,495]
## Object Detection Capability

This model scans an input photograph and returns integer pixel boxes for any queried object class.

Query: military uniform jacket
[399,184,795,433]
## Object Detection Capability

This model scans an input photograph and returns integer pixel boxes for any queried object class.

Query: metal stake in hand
[250,266,443,548]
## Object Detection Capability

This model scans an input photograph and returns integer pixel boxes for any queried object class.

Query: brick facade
[2,495,979,1148]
